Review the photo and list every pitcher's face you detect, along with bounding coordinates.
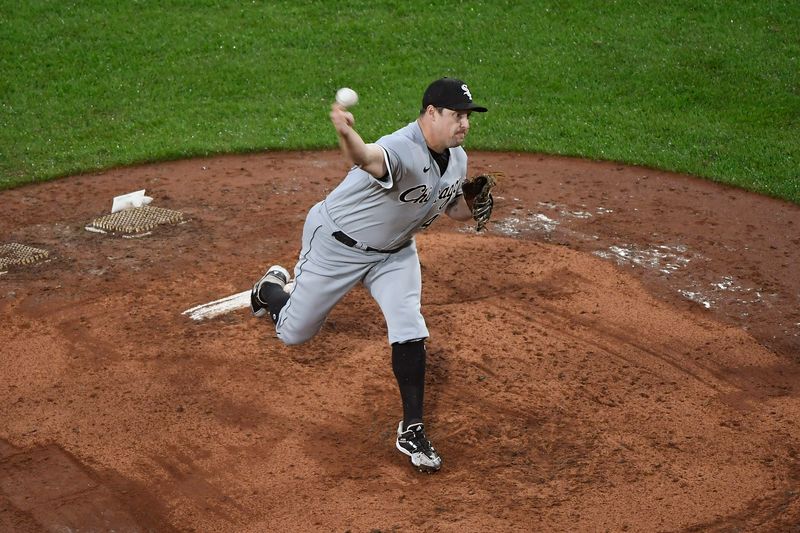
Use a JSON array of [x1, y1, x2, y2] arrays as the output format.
[[433, 108, 471, 148]]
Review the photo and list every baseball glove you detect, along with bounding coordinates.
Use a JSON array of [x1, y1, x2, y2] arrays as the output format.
[[462, 172, 501, 231]]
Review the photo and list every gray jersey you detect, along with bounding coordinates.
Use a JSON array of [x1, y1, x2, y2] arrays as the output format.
[[322, 120, 466, 250]]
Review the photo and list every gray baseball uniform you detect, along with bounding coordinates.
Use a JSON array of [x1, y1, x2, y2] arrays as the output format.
[[251, 77, 488, 473], [276, 120, 466, 345]]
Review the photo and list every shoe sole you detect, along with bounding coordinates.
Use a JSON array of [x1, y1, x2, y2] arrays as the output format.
[[251, 300, 267, 317], [251, 265, 290, 317], [395, 441, 442, 473], [260, 265, 290, 287]]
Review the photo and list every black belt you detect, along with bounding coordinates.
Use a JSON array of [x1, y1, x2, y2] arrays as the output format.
[[332, 231, 408, 254]]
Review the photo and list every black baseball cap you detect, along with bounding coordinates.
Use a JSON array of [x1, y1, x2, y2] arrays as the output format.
[[421, 77, 488, 113]]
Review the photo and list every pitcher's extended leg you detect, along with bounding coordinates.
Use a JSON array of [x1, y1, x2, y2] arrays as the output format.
[[392, 339, 426, 427]]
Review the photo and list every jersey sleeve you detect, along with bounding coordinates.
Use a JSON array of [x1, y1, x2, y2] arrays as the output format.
[[372, 123, 429, 191], [374, 138, 408, 189], [365, 145, 393, 189]]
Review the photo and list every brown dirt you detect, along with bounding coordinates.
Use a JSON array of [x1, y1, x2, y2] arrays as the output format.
[[1, 150, 799, 532]]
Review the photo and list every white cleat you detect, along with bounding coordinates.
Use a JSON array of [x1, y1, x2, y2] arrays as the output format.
[[250, 265, 290, 317], [395, 421, 442, 473]]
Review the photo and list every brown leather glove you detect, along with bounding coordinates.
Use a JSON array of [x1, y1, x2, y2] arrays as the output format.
[[462, 173, 500, 231]]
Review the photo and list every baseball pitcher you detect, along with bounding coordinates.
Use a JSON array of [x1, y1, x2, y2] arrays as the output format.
[[250, 77, 494, 473]]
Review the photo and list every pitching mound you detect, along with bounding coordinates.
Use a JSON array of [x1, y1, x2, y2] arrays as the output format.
[[1, 150, 798, 531]]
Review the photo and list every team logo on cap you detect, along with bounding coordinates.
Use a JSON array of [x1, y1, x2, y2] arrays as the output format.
[[461, 84, 473, 101]]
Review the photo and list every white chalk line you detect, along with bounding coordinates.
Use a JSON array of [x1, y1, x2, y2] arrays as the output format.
[[182, 290, 250, 321]]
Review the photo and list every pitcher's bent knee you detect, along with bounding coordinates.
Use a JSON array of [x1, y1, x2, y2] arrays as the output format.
[[276, 323, 320, 346], [276, 330, 310, 346]]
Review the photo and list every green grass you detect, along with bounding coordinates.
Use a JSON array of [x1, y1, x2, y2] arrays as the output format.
[[1, 1, 798, 202]]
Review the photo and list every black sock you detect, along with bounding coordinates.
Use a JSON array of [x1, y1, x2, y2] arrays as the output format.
[[392, 339, 426, 430], [259, 284, 290, 325]]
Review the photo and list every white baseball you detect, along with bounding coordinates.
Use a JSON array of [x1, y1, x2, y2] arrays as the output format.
[[335, 87, 358, 108]]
